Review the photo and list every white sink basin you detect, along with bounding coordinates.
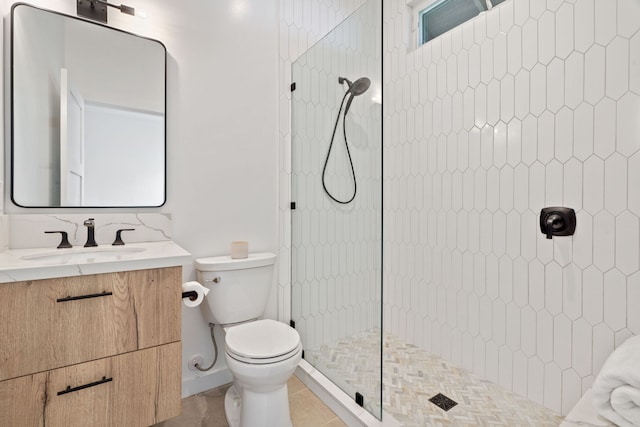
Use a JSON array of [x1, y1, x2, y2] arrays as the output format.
[[0, 241, 191, 284], [22, 247, 146, 264]]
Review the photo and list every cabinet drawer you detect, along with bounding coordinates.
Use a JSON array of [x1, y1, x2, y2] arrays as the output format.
[[0, 267, 181, 381], [0, 342, 181, 427], [0, 372, 47, 426]]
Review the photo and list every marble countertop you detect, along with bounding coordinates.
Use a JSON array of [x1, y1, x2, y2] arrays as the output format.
[[0, 240, 192, 283]]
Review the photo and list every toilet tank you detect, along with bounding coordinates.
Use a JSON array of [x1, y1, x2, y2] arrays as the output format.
[[195, 252, 276, 325]]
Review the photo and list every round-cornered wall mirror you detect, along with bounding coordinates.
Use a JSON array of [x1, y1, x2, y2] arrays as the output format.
[[11, 3, 166, 207]]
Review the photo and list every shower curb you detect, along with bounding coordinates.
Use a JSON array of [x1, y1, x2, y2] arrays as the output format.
[[295, 360, 402, 427]]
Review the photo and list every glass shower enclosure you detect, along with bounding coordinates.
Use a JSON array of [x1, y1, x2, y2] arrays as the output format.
[[290, 0, 382, 419]]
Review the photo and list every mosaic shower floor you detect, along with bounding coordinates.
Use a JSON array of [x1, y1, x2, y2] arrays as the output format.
[[305, 329, 565, 426]]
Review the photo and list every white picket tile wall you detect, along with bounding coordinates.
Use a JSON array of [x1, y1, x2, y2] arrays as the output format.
[[278, 0, 640, 417], [277, 0, 369, 323], [383, 0, 640, 415], [289, 0, 382, 349]]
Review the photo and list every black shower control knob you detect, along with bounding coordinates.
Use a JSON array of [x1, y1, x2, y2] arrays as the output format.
[[540, 207, 576, 239], [547, 214, 564, 230]]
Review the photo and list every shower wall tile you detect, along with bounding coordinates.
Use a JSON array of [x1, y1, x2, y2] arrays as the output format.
[[278, 0, 369, 325], [286, 0, 382, 351], [384, 0, 640, 416], [279, 0, 640, 418]]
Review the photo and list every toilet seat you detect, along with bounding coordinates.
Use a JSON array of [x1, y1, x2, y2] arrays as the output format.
[[225, 319, 301, 365], [226, 342, 302, 365]]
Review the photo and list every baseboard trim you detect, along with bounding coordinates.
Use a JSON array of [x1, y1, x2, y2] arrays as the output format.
[[181, 367, 233, 398]]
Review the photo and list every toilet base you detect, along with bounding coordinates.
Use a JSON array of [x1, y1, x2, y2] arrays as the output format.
[[224, 384, 242, 427], [224, 381, 293, 427]]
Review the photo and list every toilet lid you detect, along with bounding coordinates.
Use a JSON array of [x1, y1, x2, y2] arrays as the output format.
[[225, 319, 300, 360]]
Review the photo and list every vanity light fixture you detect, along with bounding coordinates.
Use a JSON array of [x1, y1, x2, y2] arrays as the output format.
[[76, 0, 135, 23]]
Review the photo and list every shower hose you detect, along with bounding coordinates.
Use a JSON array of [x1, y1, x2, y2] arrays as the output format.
[[322, 91, 357, 204]]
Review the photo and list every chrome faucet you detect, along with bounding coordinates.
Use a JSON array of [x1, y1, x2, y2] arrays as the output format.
[[84, 218, 98, 247]]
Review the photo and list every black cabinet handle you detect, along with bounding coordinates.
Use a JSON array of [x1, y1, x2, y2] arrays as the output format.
[[57, 376, 113, 396], [56, 291, 113, 303]]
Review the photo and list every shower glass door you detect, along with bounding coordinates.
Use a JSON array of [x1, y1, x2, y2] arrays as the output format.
[[291, 0, 382, 419]]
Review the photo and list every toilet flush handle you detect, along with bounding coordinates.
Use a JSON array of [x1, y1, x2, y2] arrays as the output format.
[[205, 276, 221, 283]]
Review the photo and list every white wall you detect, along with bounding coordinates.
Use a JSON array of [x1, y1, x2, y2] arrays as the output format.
[[383, 0, 640, 416], [83, 104, 164, 206], [64, 19, 165, 114], [11, 6, 64, 206], [2, 0, 279, 396]]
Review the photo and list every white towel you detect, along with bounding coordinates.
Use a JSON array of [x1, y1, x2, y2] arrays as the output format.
[[592, 335, 640, 427], [561, 389, 615, 426]]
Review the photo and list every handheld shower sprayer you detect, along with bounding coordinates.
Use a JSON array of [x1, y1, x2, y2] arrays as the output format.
[[322, 76, 371, 204], [340, 76, 371, 115]]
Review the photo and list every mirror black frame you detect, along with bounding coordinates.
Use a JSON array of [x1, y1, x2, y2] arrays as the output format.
[[9, 2, 167, 208]]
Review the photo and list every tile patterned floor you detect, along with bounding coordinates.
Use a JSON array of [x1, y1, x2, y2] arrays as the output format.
[[305, 328, 384, 417], [156, 330, 566, 426], [153, 376, 345, 427], [305, 329, 566, 426]]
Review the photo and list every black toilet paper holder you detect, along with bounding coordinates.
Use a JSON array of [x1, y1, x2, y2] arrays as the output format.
[[540, 207, 576, 239], [182, 291, 198, 301]]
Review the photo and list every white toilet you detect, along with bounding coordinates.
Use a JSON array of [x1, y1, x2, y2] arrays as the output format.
[[195, 252, 302, 427]]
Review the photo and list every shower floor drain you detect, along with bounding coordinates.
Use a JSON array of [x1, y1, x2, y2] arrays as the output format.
[[429, 393, 458, 411]]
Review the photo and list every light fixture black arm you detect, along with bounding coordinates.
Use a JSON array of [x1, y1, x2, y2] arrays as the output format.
[[77, 0, 134, 22], [94, 0, 134, 15]]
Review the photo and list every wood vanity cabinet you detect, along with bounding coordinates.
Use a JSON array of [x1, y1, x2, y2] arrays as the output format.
[[0, 267, 182, 427]]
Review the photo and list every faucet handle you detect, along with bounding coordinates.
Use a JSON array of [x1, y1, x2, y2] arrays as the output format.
[[45, 231, 73, 249], [84, 218, 95, 226], [112, 229, 135, 246]]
